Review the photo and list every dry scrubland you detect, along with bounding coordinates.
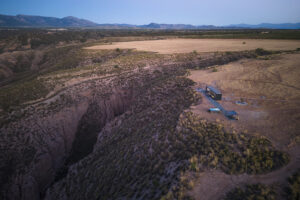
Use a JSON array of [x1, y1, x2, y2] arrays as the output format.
[[85, 38, 300, 54], [0, 30, 300, 200], [188, 53, 300, 200], [188, 53, 300, 145]]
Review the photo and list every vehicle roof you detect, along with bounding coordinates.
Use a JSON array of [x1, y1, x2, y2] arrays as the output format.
[[206, 86, 221, 94], [209, 108, 220, 110], [226, 110, 237, 116]]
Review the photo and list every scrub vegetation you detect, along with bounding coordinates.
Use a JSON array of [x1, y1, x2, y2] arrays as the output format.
[[179, 112, 289, 175], [286, 169, 300, 200], [225, 184, 276, 200]]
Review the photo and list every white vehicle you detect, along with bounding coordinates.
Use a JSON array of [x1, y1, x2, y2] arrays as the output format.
[[208, 108, 221, 113]]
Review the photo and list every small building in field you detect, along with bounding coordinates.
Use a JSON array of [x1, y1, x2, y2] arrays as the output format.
[[206, 86, 222, 100]]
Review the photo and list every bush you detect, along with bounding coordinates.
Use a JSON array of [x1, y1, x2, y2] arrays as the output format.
[[178, 112, 289, 175], [286, 169, 300, 200], [255, 48, 271, 56], [0, 78, 49, 111]]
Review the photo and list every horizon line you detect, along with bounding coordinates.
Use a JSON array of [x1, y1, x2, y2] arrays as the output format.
[[1, 13, 300, 27]]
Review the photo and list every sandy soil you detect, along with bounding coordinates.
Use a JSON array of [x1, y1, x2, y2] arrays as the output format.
[[85, 39, 300, 54], [187, 52, 300, 200]]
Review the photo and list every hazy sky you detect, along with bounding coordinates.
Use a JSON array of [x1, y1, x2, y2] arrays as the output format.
[[1, 0, 300, 25]]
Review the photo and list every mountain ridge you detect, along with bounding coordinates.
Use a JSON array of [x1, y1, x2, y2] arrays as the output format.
[[0, 14, 300, 29], [0, 14, 98, 27]]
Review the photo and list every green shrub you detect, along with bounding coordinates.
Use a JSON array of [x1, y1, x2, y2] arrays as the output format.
[[286, 169, 300, 200], [255, 48, 272, 56], [178, 112, 289, 175], [225, 184, 276, 200], [0, 78, 49, 111]]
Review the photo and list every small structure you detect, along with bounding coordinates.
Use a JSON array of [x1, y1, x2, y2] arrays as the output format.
[[235, 101, 247, 106], [206, 86, 222, 100], [225, 110, 239, 120], [208, 108, 221, 113]]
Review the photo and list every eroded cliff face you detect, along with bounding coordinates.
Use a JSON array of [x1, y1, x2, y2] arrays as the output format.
[[44, 74, 199, 200], [68, 90, 133, 165], [0, 76, 136, 200], [1, 102, 89, 200]]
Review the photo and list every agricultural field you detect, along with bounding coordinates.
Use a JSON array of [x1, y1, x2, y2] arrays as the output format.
[[0, 29, 299, 200], [85, 38, 300, 54]]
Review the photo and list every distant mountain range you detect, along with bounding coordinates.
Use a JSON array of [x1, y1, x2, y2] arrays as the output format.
[[1, 14, 300, 29], [226, 23, 300, 29], [0, 14, 98, 27], [139, 23, 217, 29]]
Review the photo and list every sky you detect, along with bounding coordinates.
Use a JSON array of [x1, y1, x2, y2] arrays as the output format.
[[0, 0, 300, 25]]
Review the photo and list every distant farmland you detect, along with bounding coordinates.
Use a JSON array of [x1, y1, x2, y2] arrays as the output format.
[[85, 38, 300, 54]]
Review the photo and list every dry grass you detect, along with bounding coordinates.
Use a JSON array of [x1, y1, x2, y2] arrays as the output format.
[[187, 53, 300, 200], [189, 53, 300, 100], [189, 53, 300, 146], [85, 39, 300, 54]]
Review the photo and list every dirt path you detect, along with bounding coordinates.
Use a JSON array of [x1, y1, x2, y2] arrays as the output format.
[[23, 69, 134, 107], [188, 146, 300, 200]]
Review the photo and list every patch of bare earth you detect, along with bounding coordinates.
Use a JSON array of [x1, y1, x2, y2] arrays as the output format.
[[84, 39, 300, 54], [187, 53, 300, 199]]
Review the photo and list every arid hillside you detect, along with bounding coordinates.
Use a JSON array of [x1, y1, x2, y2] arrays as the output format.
[[0, 30, 299, 200]]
